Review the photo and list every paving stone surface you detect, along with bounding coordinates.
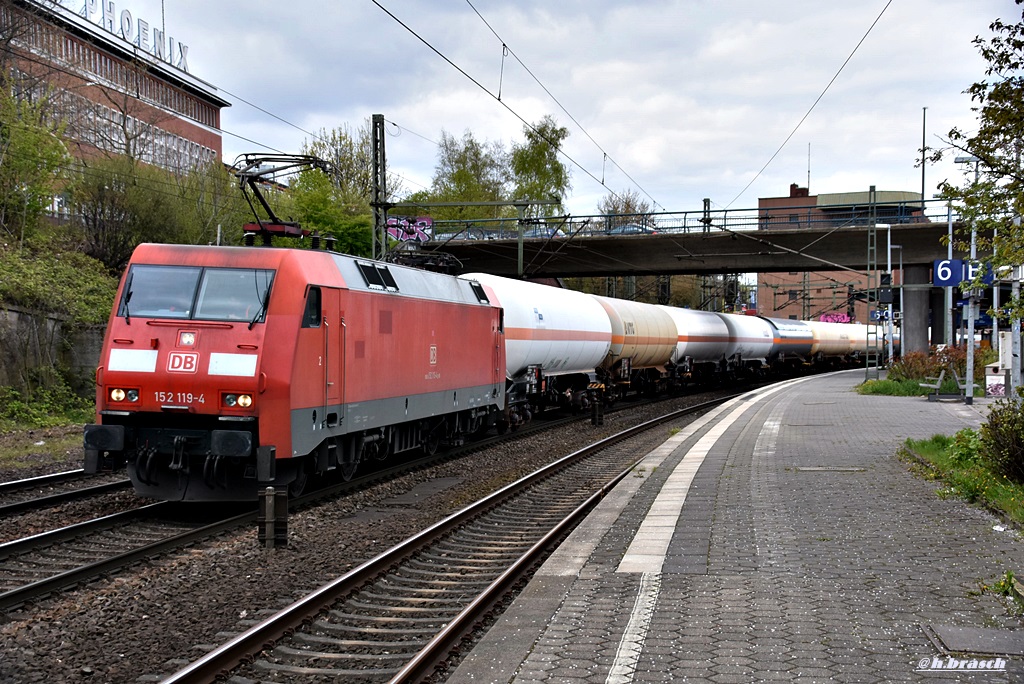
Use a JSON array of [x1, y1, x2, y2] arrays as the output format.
[[449, 371, 1023, 683]]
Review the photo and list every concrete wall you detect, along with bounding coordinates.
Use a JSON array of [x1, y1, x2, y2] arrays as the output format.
[[0, 305, 103, 392]]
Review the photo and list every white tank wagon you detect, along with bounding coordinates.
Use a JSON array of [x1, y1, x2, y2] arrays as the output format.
[[460, 273, 613, 422], [656, 306, 732, 374], [714, 312, 775, 371]]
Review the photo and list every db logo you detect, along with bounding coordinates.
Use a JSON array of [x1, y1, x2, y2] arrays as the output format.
[[168, 352, 199, 373]]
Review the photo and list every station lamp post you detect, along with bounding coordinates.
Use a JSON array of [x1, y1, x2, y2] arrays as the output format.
[[955, 155, 981, 404]]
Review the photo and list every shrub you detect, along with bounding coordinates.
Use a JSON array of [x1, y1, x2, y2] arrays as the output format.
[[980, 399, 1024, 484], [887, 351, 938, 382], [0, 371, 93, 428], [888, 346, 998, 384], [949, 428, 982, 467]]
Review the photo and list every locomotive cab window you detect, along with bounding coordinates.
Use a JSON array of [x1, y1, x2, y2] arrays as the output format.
[[302, 287, 322, 328], [118, 265, 275, 323], [119, 265, 201, 319]]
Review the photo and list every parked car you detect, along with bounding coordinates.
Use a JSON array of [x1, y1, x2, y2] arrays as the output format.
[[521, 226, 566, 239], [605, 224, 657, 235]]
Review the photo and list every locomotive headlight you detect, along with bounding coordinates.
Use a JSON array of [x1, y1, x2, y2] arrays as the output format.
[[224, 393, 253, 409], [179, 331, 196, 346], [110, 388, 139, 402]]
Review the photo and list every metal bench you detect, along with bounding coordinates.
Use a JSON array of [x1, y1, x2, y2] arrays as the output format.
[[919, 369, 956, 401]]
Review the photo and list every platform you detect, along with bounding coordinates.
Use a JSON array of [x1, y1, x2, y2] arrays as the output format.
[[450, 370, 1024, 682]]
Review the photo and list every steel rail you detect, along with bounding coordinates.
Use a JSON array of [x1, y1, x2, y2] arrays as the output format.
[[0, 469, 85, 493], [0, 503, 255, 612], [0, 479, 132, 516]]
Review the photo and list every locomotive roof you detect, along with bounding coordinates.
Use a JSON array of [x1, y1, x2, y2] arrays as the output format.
[[128, 244, 493, 306]]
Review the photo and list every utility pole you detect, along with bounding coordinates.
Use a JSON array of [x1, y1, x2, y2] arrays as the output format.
[[371, 114, 387, 260], [921, 107, 927, 213]]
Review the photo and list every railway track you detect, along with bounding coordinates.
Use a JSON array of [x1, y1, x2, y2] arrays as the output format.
[[0, 380, 764, 621], [0, 469, 132, 517], [161, 395, 735, 684], [0, 405, 593, 615], [0, 415, 574, 616], [0, 501, 252, 612]]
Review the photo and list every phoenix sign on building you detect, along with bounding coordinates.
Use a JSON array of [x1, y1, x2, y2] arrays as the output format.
[[3, 0, 230, 172]]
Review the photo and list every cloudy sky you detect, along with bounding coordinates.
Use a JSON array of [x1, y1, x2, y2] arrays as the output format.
[[63, 0, 1012, 217]]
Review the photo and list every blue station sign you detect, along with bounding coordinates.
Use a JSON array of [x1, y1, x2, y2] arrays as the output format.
[[933, 259, 994, 287]]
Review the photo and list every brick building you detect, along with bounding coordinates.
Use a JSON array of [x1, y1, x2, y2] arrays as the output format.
[[3, 0, 230, 172], [756, 183, 925, 324]]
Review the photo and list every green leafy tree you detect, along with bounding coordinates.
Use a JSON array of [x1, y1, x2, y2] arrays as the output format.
[[0, 93, 72, 249], [938, 1, 1024, 305], [291, 168, 372, 256], [172, 160, 250, 246], [73, 156, 180, 273], [302, 120, 402, 213], [416, 129, 512, 223], [510, 115, 571, 218]]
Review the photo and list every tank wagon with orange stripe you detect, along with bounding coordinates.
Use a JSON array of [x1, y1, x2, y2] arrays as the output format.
[[463, 273, 620, 422]]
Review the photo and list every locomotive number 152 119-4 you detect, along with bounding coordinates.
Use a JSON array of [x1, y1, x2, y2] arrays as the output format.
[[154, 391, 205, 405]]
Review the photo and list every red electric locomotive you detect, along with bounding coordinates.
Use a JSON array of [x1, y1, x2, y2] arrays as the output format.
[[83, 244, 505, 501]]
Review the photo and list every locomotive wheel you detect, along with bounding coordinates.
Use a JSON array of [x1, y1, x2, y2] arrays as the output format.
[[289, 458, 310, 497], [339, 458, 357, 481], [423, 429, 441, 456]]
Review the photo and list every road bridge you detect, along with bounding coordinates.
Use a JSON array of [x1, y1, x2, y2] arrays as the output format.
[[424, 222, 964, 278]]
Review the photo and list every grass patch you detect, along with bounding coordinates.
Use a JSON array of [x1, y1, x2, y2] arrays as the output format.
[[857, 378, 982, 398], [858, 379, 931, 396], [0, 426, 84, 471], [905, 432, 1024, 526]]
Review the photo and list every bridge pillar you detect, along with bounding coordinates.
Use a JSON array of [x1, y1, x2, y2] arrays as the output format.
[[903, 264, 931, 355], [929, 287, 946, 346]]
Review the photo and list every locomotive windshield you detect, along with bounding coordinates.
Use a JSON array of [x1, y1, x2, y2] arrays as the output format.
[[118, 265, 275, 323]]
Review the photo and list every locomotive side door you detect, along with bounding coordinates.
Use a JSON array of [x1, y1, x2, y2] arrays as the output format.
[[321, 287, 343, 425]]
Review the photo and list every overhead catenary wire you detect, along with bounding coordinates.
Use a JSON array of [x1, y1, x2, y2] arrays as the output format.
[[463, 0, 661, 211], [724, 0, 894, 208], [371, 0, 634, 212]]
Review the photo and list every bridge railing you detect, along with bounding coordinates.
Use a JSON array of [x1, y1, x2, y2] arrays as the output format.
[[430, 198, 959, 242]]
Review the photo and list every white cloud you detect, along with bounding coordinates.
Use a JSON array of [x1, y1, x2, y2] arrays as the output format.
[[65, 0, 1012, 215]]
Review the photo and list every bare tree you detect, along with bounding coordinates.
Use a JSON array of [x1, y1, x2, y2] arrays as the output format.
[[597, 188, 652, 225], [302, 119, 403, 214]]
